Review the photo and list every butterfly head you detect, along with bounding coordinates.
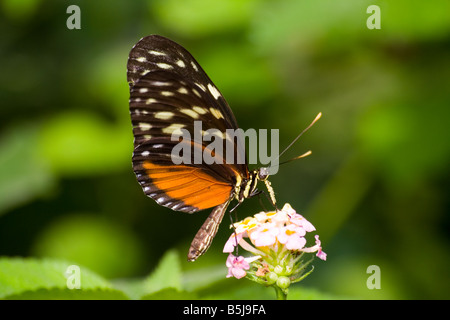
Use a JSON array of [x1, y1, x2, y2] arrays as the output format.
[[252, 167, 277, 207], [256, 167, 270, 181]]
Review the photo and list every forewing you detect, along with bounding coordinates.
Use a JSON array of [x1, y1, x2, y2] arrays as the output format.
[[128, 35, 248, 213], [128, 35, 238, 130]]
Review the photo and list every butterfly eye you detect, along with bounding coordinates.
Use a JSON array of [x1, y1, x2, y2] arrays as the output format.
[[257, 167, 270, 181]]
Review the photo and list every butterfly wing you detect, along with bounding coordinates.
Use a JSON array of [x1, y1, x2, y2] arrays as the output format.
[[127, 35, 250, 260], [128, 35, 239, 131], [130, 71, 235, 213], [128, 35, 248, 213]]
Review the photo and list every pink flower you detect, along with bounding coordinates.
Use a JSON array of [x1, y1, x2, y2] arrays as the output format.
[[316, 248, 327, 260], [302, 235, 327, 261], [249, 222, 279, 247], [223, 232, 244, 253], [277, 224, 307, 250], [314, 235, 327, 261], [223, 203, 327, 286], [271, 210, 290, 227], [226, 254, 250, 279], [280, 203, 296, 216], [233, 216, 258, 234], [290, 213, 316, 232]]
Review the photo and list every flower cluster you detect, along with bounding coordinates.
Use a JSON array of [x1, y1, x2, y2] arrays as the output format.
[[224, 203, 326, 298]]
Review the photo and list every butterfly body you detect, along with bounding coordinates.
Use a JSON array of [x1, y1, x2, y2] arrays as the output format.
[[127, 35, 276, 261]]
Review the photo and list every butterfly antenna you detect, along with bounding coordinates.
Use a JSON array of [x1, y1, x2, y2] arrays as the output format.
[[276, 112, 322, 162], [265, 112, 322, 172], [279, 150, 312, 165]]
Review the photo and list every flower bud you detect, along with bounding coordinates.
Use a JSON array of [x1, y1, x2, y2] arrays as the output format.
[[266, 272, 278, 285], [276, 276, 291, 289], [274, 265, 284, 275]]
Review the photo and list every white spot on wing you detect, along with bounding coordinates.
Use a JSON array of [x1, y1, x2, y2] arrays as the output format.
[[211, 129, 226, 139], [176, 59, 186, 68], [191, 61, 199, 71], [196, 83, 206, 92], [152, 81, 171, 86], [156, 62, 173, 70], [180, 108, 199, 119], [156, 197, 165, 204], [178, 87, 188, 94], [139, 123, 152, 131], [192, 88, 201, 98], [193, 106, 208, 114], [162, 123, 185, 135], [139, 88, 148, 93], [148, 50, 166, 56], [155, 111, 174, 120], [146, 98, 157, 104], [207, 83, 221, 100], [209, 108, 224, 119]]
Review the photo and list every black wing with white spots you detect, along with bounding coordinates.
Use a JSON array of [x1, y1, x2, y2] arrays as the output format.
[[127, 35, 249, 211], [127, 35, 239, 131]]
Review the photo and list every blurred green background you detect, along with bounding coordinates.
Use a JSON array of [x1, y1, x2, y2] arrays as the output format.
[[0, 0, 449, 299]]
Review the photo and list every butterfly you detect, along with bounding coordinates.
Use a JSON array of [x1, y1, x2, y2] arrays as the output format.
[[127, 35, 278, 261]]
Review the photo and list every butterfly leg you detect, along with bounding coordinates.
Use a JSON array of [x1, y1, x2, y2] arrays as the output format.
[[250, 189, 278, 211], [255, 191, 267, 211], [229, 199, 244, 213], [263, 179, 278, 210], [227, 211, 240, 257]]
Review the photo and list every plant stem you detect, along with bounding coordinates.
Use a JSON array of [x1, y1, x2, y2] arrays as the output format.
[[273, 286, 287, 300]]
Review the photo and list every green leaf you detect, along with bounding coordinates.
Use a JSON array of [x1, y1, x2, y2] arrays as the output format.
[[182, 264, 227, 292], [141, 288, 198, 300], [252, 0, 450, 53], [1, 0, 41, 21], [141, 249, 182, 297], [287, 286, 341, 300], [151, 0, 257, 36], [32, 214, 146, 279], [0, 257, 127, 299], [197, 43, 278, 108], [112, 250, 184, 300], [38, 111, 131, 176], [357, 101, 450, 189], [0, 124, 55, 215], [4, 288, 127, 300]]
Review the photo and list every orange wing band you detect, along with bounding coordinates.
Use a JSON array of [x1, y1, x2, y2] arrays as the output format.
[[143, 162, 233, 210]]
